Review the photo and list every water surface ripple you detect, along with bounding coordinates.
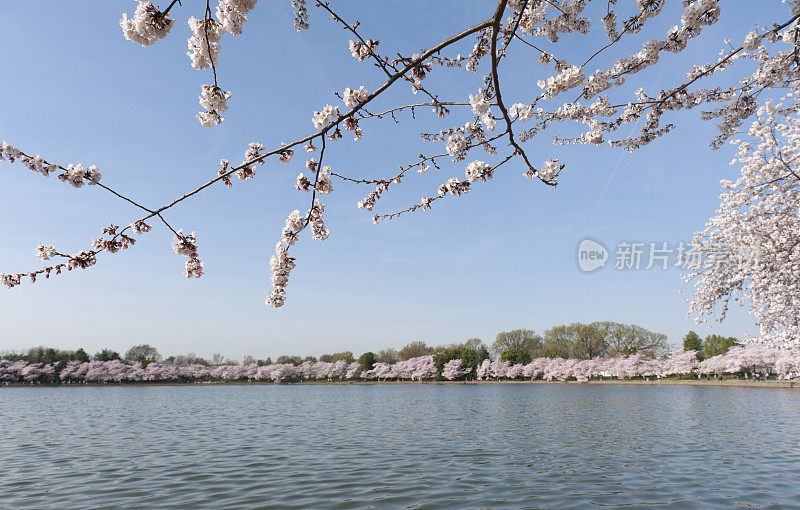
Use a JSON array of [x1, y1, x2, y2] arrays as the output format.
[[2, 384, 799, 508]]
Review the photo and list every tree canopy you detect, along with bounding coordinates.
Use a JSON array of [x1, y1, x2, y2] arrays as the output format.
[[543, 322, 669, 359]]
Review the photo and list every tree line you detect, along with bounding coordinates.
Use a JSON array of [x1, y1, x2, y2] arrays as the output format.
[[1, 321, 680, 379]]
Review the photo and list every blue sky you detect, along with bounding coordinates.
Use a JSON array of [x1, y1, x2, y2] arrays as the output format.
[[0, 1, 786, 360]]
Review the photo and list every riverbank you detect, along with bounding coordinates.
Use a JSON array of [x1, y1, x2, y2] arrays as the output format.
[[2, 379, 796, 388]]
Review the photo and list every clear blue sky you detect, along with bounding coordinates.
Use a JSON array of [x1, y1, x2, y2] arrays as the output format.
[[0, 1, 784, 359]]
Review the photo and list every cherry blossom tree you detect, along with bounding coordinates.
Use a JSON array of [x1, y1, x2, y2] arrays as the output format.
[[3, 0, 800, 341], [685, 98, 800, 348], [4, 347, 800, 384], [442, 359, 466, 380]]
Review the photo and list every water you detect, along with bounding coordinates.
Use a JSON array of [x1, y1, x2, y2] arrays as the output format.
[[1, 383, 799, 508]]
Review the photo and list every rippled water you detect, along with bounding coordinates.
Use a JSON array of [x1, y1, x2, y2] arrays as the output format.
[[2, 384, 799, 508]]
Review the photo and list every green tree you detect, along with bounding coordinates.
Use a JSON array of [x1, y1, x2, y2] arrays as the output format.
[[460, 342, 489, 380], [358, 352, 376, 372], [432, 339, 489, 380], [542, 324, 575, 358], [94, 348, 121, 361], [500, 349, 531, 365], [463, 338, 485, 352], [703, 335, 739, 358], [544, 322, 669, 359], [683, 331, 704, 360], [124, 344, 161, 367], [398, 341, 433, 360], [74, 348, 90, 362], [331, 351, 355, 363], [569, 323, 606, 359], [592, 321, 669, 357], [491, 329, 543, 359], [376, 348, 399, 364]]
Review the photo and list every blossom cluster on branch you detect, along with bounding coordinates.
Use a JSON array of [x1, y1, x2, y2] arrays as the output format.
[[1, 142, 101, 187], [120, 0, 175, 47]]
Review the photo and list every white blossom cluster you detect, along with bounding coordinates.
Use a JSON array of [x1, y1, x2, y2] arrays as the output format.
[[357, 179, 391, 211], [120, 1, 260, 124], [91, 236, 134, 255], [349, 38, 379, 62], [185, 257, 204, 278], [268, 156, 335, 306], [130, 220, 152, 235], [428, 159, 494, 202], [120, 0, 175, 47], [442, 122, 486, 161], [66, 251, 97, 271], [171, 231, 204, 279], [446, 132, 467, 158], [537, 65, 585, 98], [438, 177, 471, 198], [278, 143, 295, 163], [312, 105, 340, 130], [197, 85, 232, 127], [171, 231, 198, 257], [292, 0, 310, 31], [295, 172, 311, 192], [282, 209, 305, 246], [58, 164, 102, 188], [3, 221, 152, 290], [0, 142, 58, 177], [464, 160, 492, 183], [469, 89, 495, 131], [315, 165, 334, 194], [308, 200, 330, 241], [233, 142, 267, 180], [187, 16, 222, 70], [216, 0, 258, 36], [508, 103, 533, 122], [35, 244, 56, 261], [525, 159, 563, 184], [1, 274, 22, 289], [342, 86, 369, 108], [1, 142, 101, 188], [409, 53, 432, 94], [266, 242, 296, 308], [520, 0, 590, 43]]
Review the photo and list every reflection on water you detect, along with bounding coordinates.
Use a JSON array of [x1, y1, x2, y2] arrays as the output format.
[[1, 384, 799, 508]]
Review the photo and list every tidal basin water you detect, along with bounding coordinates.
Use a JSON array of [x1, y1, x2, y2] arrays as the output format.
[[2, 384, 800, 508]]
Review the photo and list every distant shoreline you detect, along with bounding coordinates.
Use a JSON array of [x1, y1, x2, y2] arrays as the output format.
[[2, 379, 796, 388]]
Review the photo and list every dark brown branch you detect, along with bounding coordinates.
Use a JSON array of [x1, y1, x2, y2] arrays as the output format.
[[489, 0, 540, 179]]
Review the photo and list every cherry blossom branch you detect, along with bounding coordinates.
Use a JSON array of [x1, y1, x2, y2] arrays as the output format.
[[489, 0, 541, 182], [163, 0, 182, 15], [3, 11, 496, 289]]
